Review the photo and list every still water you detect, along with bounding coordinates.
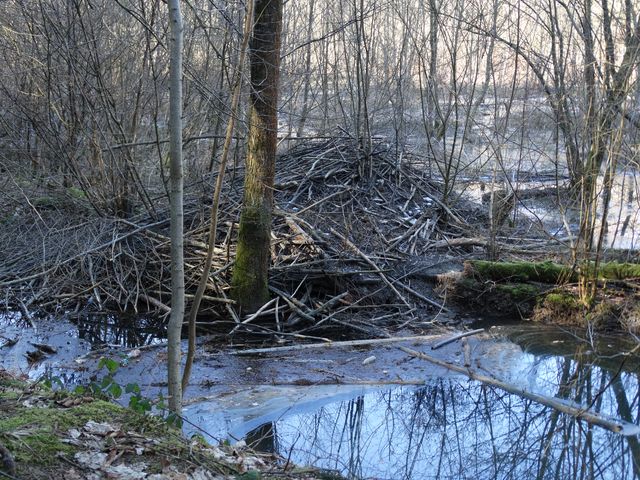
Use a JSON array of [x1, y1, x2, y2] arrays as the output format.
[[2, 310, 639, 479], [461, 168, 640, 251], [186, 325, 640, 480]]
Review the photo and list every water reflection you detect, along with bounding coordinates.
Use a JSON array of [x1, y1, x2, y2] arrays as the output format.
[[244, 357, 639, 479], [72, 313, 166, 347]]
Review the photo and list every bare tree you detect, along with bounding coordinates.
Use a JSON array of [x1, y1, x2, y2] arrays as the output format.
[[166, 0, 184, 415]]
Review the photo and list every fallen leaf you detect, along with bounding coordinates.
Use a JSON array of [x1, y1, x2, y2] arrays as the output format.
[[84, 420, 118, 436], [104, 463, 147, 479], [74, 451, 108, 470]]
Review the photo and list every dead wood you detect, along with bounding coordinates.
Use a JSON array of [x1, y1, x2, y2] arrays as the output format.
[[1, 137, 483, 338], [211, 334, 439, 356], [400, 346, 640, 436], [431, 328, 484, 350]]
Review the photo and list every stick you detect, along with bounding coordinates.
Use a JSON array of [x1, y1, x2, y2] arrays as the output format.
[[395, 280, 449, 311], [429, 237, 488, 249], [431, 328, 484, 350], [209, 334, 438, 356], [399, 346, 640, 436], [462, 337, 472, 367], [329, 227, 411, 308], [269, 286, 316, 322], [139, 294, 171, 314], [17, 299, 36, 330], [230, 298, 279, 334]]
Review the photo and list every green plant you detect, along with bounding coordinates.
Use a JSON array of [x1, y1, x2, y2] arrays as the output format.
[[83, 357, 124, 400], [83, 357, 152, 415], [40, 357, 181, 425]]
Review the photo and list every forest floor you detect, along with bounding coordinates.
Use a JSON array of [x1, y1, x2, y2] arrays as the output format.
[[0, 368, 351, 480]]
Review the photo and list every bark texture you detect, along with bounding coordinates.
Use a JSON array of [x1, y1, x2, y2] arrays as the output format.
[[167, 0, 184, 414], [232, 0, 283, 314]]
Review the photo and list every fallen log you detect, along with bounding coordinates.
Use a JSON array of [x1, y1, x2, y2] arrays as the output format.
[[211, 334, 438, 356], [400, 346, 640, 436], [466, 259, 640, 284]]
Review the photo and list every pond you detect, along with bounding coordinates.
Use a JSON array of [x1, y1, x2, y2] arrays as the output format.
[[2, 311, 639, 479], [459, 167, 640, 251], [184, 324, 640, 480]]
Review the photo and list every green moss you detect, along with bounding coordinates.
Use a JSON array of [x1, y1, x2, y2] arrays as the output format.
[[32, 196, 58, 209], [598, 262, 640, 280], [467, 260, 576, 284], [542, 292, 580, 309], [16, 432, 74, 464], [0, 399, 126, 460], [236, 471, 261, 480], [0, 390, 20, 401], [66, 186, 86, 199], [532, 291, 586, 326], [495, 283, 540, 301], [467, 260, 640, 285], [0, 378, 247, 479], [0, 377, 27, 389], [232, 205, 272, 313]]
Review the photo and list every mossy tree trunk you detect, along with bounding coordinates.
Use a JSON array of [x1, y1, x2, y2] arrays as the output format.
[[232, 0, 283, 314]]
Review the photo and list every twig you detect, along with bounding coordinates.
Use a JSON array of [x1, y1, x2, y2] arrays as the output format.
[[399, 346, 640, 436], [209, 334, 438, 356], [431, 328, 485, 350]]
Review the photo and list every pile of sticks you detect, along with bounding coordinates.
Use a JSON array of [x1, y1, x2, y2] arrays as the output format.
[[0, 137, 475, 338]]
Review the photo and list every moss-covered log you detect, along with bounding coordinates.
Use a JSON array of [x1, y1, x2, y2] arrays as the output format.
[[445, 260, 640, 329], [465, 260, 640, 284]]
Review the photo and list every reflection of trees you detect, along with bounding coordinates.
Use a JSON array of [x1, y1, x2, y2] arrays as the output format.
[[611, 374, 640, 478], [246, 422, 278, 454], [74, 313, 165, 347], [266, 354, 640, 479], [343, 397, 364, 478]]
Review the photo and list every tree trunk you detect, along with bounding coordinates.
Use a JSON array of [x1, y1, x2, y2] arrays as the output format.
[[296, 0, 315, 138], [166, 0, 184, 415], [232, 0, 283, 314], [427, 0, 439, 136]]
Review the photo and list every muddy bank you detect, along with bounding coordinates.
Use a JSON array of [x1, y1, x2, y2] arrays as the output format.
[[441, 259, 640, 332]]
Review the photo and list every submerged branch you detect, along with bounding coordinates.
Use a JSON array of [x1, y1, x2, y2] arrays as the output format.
[[400, 345, 640, 436]]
